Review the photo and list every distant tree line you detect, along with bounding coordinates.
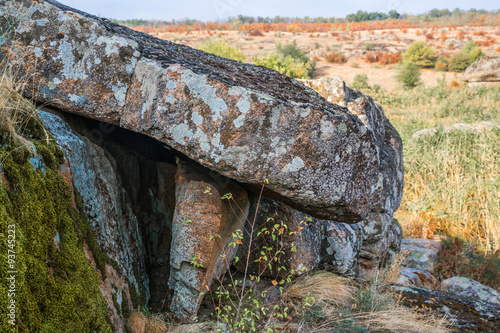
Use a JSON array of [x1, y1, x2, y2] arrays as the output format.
[[112, 8, 499, 27]]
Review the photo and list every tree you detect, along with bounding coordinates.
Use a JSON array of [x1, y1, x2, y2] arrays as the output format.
[[395, 61, 421, 88], [402, 41, 437, 68]]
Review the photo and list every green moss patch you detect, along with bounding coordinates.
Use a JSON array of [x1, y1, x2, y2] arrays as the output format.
[[0, 116, 112, 332]]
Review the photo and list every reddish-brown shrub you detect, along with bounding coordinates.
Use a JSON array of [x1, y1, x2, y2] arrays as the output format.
[[364, 51, 378, 63], [496, 46, 500, 52], [425, 33, 434, 40], [330, 31, 339, 37], [325, 52, 347, 64], [378, 52, 402, 65], [416, 30, 422, 36], [248, 29, 264, 36], [473, 30, 486, 36], [441, 33, 447, 43]]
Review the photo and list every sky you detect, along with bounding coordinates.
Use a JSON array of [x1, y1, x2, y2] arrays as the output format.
[[58, 0, 498, 21]]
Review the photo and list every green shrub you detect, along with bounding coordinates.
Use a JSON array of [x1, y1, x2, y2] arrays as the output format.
[[402, 41, 437, 68], [275, 40, 310, 64], [461, 39, 484, 65], [352, 73, 370, 90], [198, 39, 245, 62], [435, 56, 449, 71], [449, 52, 470, 72], [253, 53, 311, 79], [394, 61, 421, 88], [468, 47, 484, 64]]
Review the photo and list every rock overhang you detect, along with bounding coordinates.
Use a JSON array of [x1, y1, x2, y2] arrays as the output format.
[[1, 0, 382, 222]]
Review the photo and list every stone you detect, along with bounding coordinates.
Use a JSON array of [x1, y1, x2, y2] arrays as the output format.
[[320, 220, 362, 275], [441, 277, 500, 305], [169, 160, 249, 321], [400, 238, 442, 274], [392, 285, 500, 332], [299, 77, 404, 273], [463, 56, 500, 82], [238, 196, 321, 279], [0, 0, 385, 222], [412, 121, 500, 139], [39, 110, 150, 331], [38, 110, 149, 300], [396, 267, 437, 289]]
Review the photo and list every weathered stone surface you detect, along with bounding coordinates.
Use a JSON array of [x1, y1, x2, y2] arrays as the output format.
[[392, 285, 500, 332], [38, 110, 149, 300], [441, 277, 500, 305], [396, 267, 437, 289], [401, 238, 442, 274], [299, 76, 404, 215], [169, 160, 249, 320], [1, 0, 383, 222], [320, 220, 362, 275], [300, 76, 404, 274], [463, 56, 500, 82]]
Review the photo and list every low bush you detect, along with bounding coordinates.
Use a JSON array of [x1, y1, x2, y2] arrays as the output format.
[[198, 39, 246, 62], [352, 73, 370, 91], [449, 52, 469, 72], [394, 61, 421, 88], [402, 41, 437, 68], [325, 52, 347, 64], [248, 29, 263, 37], [253, 53, 311, 79]]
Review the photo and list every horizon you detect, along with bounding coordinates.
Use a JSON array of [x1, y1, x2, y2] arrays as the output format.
[[57, 0, 499, 22]]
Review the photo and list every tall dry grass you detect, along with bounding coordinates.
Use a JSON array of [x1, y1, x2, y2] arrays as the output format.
[[369, 85, 499, 253]]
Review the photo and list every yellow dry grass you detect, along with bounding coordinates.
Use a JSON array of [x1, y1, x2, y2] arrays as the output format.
[[127, 311, 172, 333]]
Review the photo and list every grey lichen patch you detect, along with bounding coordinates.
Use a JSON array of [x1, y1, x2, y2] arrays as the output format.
[[112, 84, 128, 107], [96, 35, 134, 56], [171, 123, 193, 145], [337, 122, 347, 134], [282, 157, 305, 173], [320, 119, 334, 141], [191, 111, 203, 126], [233, 115, 245, 128], [68, 93, 88, 107], [57, 40, 88, 80], [179, 69, 228, 122]]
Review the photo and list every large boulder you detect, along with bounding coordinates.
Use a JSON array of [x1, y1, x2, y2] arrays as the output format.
[[0, 0, 384, 222], [463, 56, 500, 82], [441, 277, 500, 305]]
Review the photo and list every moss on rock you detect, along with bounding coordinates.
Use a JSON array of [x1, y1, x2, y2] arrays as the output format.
[[0, 110, 112, 332]]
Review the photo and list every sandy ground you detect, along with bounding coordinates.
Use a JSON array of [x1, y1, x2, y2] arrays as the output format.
[[149, 26, 500, 90]]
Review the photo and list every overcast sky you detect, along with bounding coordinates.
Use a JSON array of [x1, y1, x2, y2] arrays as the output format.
[[57, 0, 498, 21]]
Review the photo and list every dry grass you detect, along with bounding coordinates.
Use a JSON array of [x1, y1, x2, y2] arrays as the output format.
[[0, 63, 44, 148], [127, 311, 172, 333], [280, 268, 451, 333], [282, 271, 354, 308], [369, 86, 500, 254]]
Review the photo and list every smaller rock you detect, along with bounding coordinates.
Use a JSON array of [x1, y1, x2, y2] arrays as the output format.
[[463, 56, 500, 82], [441, 276, 500, 305], [400, 238, 442, 274], [412, 122, 500, 139], [397, 267, 437, 289]]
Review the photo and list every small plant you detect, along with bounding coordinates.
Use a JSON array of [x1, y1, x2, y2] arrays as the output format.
[[363, 43, 373, 51], [402, 41, 437, 68], [275, 40, 310, 64], [253, 53, 311, 79], [325, 52, 347, 64], [449, 52, 469, 72], [198, 39, 246, 62], [248, 29, 264, 37], [351, 73, 370, 91], [394, 61, 421, 89]]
